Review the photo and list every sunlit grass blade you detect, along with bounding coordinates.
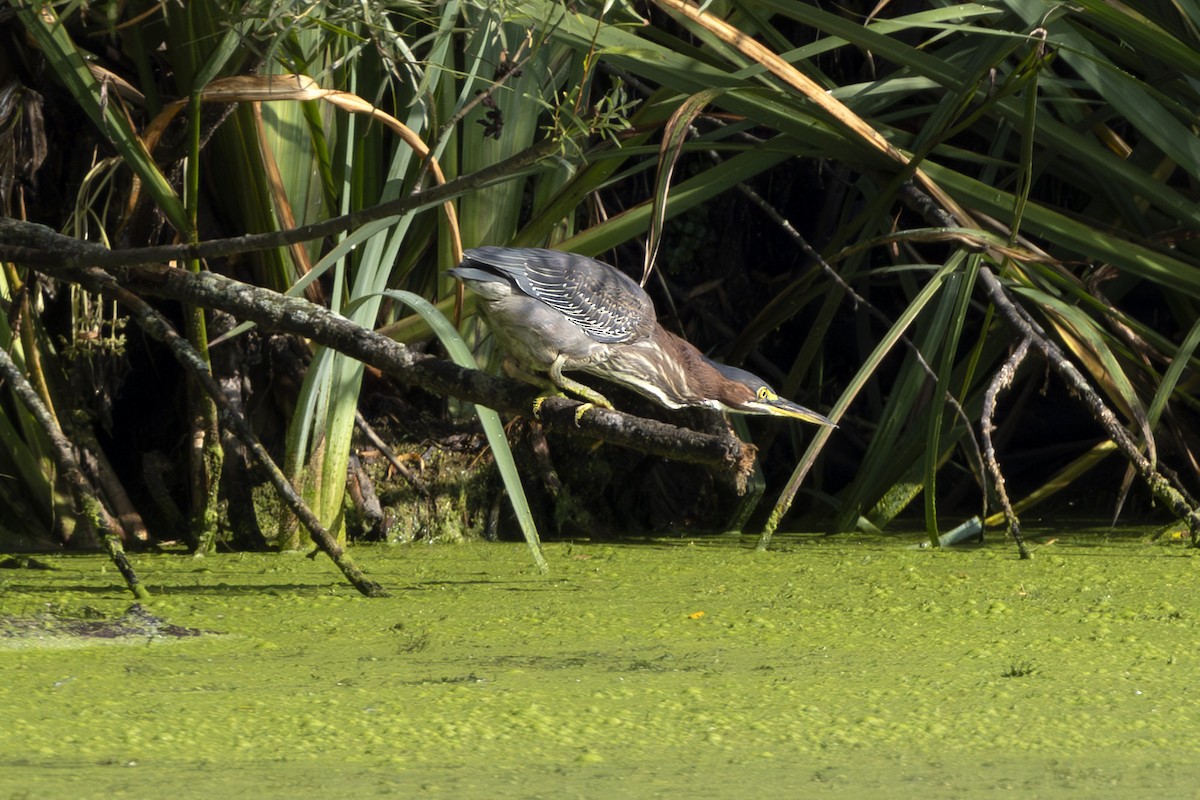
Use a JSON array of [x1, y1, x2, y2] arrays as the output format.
[[385, 290, 547, 573], [922, 256, 982, 544], [16, 3, 188, 231], [759, 258, 959, 548], [642, 88, 725, 284], [982, 441, 1119, 528]]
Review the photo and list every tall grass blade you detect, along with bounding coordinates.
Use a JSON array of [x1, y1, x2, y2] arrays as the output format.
[[385, 290, 547, 572]]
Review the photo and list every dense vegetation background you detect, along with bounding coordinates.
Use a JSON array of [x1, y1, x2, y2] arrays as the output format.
[[2, 0, 1198, 564]]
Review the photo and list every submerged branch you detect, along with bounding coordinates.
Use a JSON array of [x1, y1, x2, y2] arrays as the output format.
[[977, 266, 1200, 540]]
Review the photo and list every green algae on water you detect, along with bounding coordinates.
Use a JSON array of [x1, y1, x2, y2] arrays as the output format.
[[2, 531, 1199, 798]]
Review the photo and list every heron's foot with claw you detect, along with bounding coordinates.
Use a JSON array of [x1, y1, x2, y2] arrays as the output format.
[[547, 358, 613, 425], [556, 385, 612, 426], [501, 359, 562, 419], [531, 394, 603, 426], [572, 402, 595, 425]]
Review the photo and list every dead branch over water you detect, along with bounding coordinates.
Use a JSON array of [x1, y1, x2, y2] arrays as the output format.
[[0, 218, 759, 594]]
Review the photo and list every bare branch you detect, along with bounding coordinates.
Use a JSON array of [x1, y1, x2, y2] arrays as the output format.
[[0, 218, 760, 489]]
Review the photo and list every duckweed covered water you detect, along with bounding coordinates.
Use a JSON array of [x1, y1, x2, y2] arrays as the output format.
[[2, 531, 1199, 798]]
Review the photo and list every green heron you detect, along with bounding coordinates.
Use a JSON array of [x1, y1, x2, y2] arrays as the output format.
[[449, 246, 834, 426]]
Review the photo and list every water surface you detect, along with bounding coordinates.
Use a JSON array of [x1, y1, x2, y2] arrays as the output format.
[[2, 531, 1197, 797]]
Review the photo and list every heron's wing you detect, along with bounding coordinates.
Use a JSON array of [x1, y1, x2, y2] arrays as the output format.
[[462, 247, 656, 344]]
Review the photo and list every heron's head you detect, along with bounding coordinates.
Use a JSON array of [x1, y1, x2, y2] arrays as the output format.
[[704, 362, 836, 426]]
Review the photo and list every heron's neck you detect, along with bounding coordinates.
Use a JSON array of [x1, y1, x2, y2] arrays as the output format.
[[652, 327, 748, 410]]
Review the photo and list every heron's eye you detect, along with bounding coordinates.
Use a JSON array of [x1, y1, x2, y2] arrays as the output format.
[[757, 386, 775, 401]]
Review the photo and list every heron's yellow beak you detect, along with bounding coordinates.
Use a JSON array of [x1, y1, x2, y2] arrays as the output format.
[[745, 395, 836, 426]]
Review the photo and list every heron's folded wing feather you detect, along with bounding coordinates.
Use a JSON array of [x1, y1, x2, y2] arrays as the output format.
[[461, 247, 656, 344]]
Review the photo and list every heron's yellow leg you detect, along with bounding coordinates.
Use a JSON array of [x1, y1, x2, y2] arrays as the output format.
[[501, 358, 556, 392], [548, 355, 613, 424], [501, 357, 608, 424], [497, 358, 557, 417]]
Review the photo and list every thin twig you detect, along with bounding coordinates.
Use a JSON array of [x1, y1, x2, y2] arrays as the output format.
[[0, 140, 561, 271], [0, 346, 149, 599], [735, 180, 981, 454], [433, 38, 534, 149], [75, 265, 388, 597], [733, 179, 989, 531], [977, 265, 1200, 539], [354, 410, 430, 497], [981, 337, 1032, 558]]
